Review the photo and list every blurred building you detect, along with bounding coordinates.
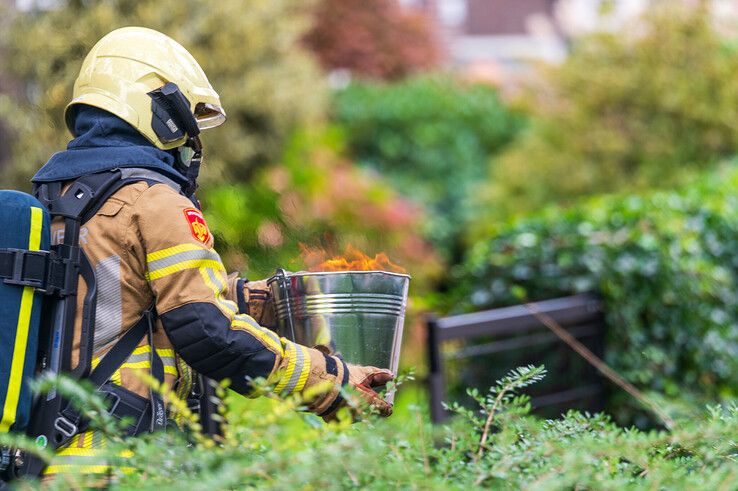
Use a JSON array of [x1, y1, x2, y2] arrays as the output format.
[[428, 0, 568, 80], [401, 0, 719, 84]]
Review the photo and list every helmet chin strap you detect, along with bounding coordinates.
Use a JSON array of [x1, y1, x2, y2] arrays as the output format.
[[175, 135, 203, 197]]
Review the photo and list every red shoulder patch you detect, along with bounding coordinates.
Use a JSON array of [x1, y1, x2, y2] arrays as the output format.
[[183, 208, 211, 244]]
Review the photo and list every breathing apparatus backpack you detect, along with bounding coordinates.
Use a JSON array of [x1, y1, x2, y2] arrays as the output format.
[[0, 170, 221, 484], [0, 191, 50, 437]]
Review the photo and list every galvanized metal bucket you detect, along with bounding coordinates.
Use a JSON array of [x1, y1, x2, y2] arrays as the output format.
[[268, 269, 410, 403]]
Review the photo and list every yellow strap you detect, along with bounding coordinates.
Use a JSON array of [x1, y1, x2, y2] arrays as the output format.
[[0, 207, 43, 432]]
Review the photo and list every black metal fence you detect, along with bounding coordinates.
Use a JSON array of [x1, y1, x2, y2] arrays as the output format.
[[426, 294, 605, 423]]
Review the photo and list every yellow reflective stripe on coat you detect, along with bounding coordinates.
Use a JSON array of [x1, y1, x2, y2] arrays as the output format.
[[200, 267, 238, 315], [293, 345, 311, 393], [273, 342, 311, 396], [0, 206, 43, 432], [45, 464, 112, 475], [44, 432, 135, 476], [145, 244, 224, 280], [91, 345, 179, 381], [232, 315, 282, 353]]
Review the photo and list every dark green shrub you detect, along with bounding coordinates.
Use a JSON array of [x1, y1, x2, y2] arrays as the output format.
[[453, 165, 738, 423], [333, 76, 523, 260]]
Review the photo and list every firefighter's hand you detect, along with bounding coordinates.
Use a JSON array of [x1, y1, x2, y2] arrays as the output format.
[[244, 278, 277, 329], [322, 363, 394, 422]]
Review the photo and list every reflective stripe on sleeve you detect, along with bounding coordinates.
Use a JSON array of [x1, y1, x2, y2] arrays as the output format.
[[145, 244, 224, 280], [232, 315, 282, 352], [274, 342, 311, 396], [200, 267, 239, 315], [293, 345, 311, 393]]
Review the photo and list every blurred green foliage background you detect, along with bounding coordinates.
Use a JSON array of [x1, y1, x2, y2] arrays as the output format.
[[0, 0, 326, 187], [3, 0, 738, 432], [333, 76, 523, 260], [475, 4, 738, 230]]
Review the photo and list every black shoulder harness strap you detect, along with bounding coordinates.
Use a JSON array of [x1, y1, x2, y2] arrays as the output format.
[[32, 169, 162, 380], [12, 169, 173, 478], [0, 171, 126, 298]]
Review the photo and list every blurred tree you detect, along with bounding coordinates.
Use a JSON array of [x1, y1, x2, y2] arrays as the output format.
[[0, 3, 21, 175], [0, 0, 326, 188], [473, 3, 738, 235], [333, 76, 523, 261], [303, 0, 440, 80]]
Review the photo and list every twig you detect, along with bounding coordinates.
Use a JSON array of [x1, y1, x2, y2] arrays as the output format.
[[417, 409, 431, 474], [345, 467, 359, 486], [443, 433, 457, 480], [525, 302, 676, 430], [475, 383, 508, 461], [473, 471, 490, 486]]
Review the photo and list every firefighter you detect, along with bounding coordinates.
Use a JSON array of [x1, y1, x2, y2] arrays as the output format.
[[31, 26, 393, 478]]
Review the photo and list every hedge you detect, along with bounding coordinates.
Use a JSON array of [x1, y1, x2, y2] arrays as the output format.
[[453, 165, 738, 424], [16, 369, 738, 490]]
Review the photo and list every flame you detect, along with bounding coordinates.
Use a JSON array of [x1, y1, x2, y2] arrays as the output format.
[[302, 244, 407, 273]]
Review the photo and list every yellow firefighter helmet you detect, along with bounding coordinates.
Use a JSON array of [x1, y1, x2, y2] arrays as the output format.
[[65, 26, 226, 150]]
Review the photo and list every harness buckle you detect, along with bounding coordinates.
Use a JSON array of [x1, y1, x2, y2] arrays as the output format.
[[2, 249, 49, 289], [53, 416, 78, 439], [0, 248, 72, 296], [101, 390, 122, 418]]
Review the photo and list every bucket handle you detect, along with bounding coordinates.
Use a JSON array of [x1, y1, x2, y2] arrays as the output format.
[[274, 268, 297, 341]]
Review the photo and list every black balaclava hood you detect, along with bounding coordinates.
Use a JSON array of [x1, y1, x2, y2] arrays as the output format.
[[32, 105, 191, 190]]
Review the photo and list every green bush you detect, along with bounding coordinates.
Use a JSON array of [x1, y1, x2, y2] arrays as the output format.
[[333, 76, 523, 260], [474, 4, 738, 230], [453, 164, 738, 424], [15, 368, 738, 489]]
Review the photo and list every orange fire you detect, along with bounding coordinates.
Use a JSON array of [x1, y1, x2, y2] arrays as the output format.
[[302, 244, 407, 273]]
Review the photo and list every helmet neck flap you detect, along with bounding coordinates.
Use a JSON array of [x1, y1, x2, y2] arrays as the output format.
[[32, 106, 192, 193]]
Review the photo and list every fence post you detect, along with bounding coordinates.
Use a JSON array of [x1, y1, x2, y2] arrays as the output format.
[[426, 315, 447, 423]]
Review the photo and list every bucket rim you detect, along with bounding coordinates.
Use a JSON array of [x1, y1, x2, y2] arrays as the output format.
[[267, 270, 411, 284]]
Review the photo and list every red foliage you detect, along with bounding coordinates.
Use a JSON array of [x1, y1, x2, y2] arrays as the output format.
[[304, 0, 441, 80]]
